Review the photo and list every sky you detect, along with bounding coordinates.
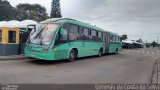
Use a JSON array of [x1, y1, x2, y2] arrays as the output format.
[[7, 0, 160, 43]]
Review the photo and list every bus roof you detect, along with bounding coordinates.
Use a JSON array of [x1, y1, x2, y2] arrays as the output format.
[[41, 18, 105, 32], [109, 32, 121, 37], [41, 18, 121, 36]]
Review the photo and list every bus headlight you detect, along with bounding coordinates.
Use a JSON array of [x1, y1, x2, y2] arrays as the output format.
[[43, 47, 52, 52]]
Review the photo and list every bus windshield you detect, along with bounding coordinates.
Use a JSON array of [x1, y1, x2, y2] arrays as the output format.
[[28, 23, 59, 45]]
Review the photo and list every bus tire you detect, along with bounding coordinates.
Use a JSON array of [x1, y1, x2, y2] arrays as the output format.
[[98, 48, 103, 57], [68, 49, 77, 62]]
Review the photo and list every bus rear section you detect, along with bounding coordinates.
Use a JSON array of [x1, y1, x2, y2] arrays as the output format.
[[108, 32, 122, 54]]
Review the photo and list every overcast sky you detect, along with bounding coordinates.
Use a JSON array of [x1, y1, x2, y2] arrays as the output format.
[[8, 0, 160, 43]]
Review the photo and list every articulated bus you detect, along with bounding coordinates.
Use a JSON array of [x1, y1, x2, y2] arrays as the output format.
[[24, 18, 122, 61]]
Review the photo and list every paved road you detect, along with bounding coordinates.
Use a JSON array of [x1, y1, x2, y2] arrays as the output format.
[[0, 48, 159, 84]]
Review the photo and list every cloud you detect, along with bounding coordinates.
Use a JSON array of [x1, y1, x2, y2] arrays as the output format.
[[68, 0, 160, 42], [7, 0, 160, 42]]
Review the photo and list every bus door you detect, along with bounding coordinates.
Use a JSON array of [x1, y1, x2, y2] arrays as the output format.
[[54, 24, 71, 59], [68, 24, 86, 57], [81, 27, 90, 56], [105, 32, 110, 54]]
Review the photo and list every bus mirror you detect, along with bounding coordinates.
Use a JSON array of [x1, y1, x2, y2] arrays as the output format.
[[27, 25, 36, 35]]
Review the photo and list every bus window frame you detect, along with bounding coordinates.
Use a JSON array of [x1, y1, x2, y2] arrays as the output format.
[[55, 22, 107, 44], [102, 32, 106, 42], [110, 35, 113, 42], [54, 23, 69, 45], [98, 31, 103, 42], [91, 29, 98, 42], [82, 27, 89, 41], [68, 24, 80, 42]]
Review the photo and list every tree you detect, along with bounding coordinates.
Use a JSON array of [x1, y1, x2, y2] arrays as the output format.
[[0, 1, 49, 21], [16, 4, 49, 21], [121, 34, 128, 40], [50, 0, 62, 18], [0, 0, 18, 21], [136, 39, 143, 43], [151, 41, 157, 48]]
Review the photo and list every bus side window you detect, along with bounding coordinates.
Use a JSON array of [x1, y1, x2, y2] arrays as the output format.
[[91, 30, 97, 42], [113, 36, 116, 42], [88, 29, 92, 41], [115, 36, 117, 42], [114, 36, 116, 42], [55, 24, 69, 45], [79, 26, 83, 40], [118, 37, 120, 42], [69, 24, 79, 41], [82, 28, 89, 41], [116, 36, 119, 42], [60, 28, 68, 40], [98, 32, 102, 42], [102, 32, 106, 42], [110, 35, 113, 42]]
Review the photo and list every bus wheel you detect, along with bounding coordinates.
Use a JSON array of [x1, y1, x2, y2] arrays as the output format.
[[98, 49, 102, 57], [68, 49, 77, 62]]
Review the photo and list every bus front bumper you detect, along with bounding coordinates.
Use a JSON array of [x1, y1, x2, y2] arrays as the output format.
[[24, 50, 55, 61]]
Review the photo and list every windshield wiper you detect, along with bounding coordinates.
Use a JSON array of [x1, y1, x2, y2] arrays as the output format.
[[28, 27, 45, 44]]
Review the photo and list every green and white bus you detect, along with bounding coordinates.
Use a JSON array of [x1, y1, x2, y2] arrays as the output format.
[[24, 18, 122, 61]]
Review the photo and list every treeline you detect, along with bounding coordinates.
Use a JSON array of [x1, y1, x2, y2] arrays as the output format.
[[146, 41, 159, 48], [0, 0, 49, 22]]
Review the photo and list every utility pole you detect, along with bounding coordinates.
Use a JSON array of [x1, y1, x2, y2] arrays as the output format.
[[157, 35, 159, 48], [157, 35, 159, 46]]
